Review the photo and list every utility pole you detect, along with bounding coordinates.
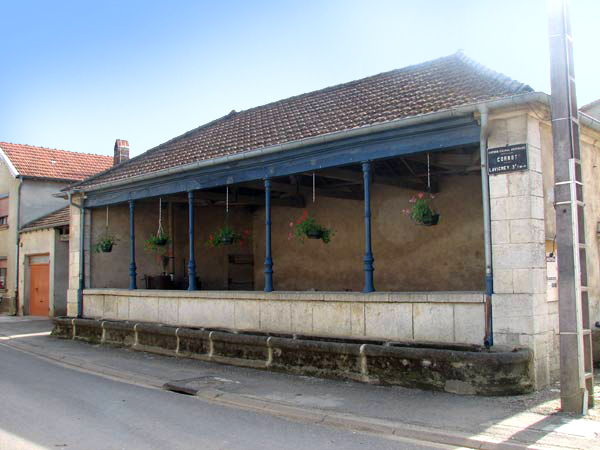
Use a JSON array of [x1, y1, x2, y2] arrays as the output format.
[[547, 0, 594, 414]]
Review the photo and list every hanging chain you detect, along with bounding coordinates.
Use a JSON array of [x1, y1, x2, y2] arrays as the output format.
[[226, 185, 229, 213], [312, 172, 316, 203], [427, 153, 431, 192], [105, 205, 109, 228]]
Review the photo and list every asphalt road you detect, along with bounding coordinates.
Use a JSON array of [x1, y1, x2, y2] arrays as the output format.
[[0, 343, 448, 450]]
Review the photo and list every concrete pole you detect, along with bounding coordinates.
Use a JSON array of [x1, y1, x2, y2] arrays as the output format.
[[547, 0, 593, 413]]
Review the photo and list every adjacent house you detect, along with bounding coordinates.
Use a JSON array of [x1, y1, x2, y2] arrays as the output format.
[[62, 51, 599, 391], [581, 99, 600, 120], [0, 143, 113, 315]]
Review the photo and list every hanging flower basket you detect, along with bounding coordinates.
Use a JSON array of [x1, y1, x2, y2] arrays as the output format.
[[95, 207, 117, 253], [206, 226, 250, 248], [98, 241, 113, 253], [289, 210, 334, 244], [94, 232, 117, 253], [403, 192, 440, 227], [145, 232, 170, 251]]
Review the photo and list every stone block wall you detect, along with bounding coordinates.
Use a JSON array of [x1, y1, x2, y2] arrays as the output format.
[[67, 195, 90, 317], [488, 110, 553, 388], [82, 289, 486, 345]]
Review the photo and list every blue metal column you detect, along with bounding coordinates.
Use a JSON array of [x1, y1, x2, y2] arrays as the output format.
[[264, 178, 273, 292], [362, 162, 375, 293], [188, 190, 197, 290], [129, 200, 137, 290], [77, 204, 85, 318]]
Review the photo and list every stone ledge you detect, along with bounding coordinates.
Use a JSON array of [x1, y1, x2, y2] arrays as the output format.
[[84, 289, 485, 304], [52, 317, 533, 396]]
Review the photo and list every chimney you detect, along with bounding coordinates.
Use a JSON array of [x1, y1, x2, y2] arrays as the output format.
[[114, 139, 129, 165]]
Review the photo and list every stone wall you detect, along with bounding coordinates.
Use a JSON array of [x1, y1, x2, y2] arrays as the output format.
[[82, 289, 486, 344], [580, 129, 600, 327], [539, 117, 600, 382], [54, 316, 533, 396], [67, 195, 90, 317], [488, 108, 553, 388]]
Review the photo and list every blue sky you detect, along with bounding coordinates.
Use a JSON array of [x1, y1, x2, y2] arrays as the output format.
[[1, 0, 598, 157]]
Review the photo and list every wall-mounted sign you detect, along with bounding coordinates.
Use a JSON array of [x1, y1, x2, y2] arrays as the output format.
[[488, 144, 528, 174]]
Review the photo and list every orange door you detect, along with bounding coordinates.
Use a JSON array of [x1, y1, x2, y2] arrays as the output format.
[[30, 263, 50, 316]]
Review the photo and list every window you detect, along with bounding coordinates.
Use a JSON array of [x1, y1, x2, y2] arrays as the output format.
[[0, 258, 6, 290], [0, 195, 7, 226]]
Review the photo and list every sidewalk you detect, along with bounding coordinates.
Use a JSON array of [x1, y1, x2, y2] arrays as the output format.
[[1, 316, 599, 450]]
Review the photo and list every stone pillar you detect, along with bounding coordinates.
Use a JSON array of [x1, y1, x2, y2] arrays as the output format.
[[67, 194, 90, 317], [489, 111, 552, 388]]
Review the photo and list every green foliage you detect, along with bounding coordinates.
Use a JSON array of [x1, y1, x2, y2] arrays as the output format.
[[94, 232, 117, 253], [289, 210, 334, 244], [145, 231, 170, 252], [206, 225, 251, 248], [403, 193, 439, 226]]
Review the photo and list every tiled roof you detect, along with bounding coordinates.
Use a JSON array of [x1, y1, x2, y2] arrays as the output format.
[[581, 99, 600, 111], [0, 142, 113, 181], [20, 206, 69, 232], [74, 51, 532, 190]]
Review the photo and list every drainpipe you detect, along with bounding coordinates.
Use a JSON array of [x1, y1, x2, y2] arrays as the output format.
[[14, 177, 23, 315], [68, 193, 85, 318], [478, 106, 493, 348]]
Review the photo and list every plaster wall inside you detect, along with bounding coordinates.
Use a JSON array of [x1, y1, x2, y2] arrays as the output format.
[[88, 172, 485, 293], [90, 201, 254, 290], [253, 174, 485, 292]]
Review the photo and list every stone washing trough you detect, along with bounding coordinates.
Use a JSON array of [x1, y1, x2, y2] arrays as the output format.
[[52, 317, 533, 396]]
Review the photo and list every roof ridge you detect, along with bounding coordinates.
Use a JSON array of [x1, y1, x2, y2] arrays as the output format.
[[453, 50, 532, 94], [232, 53, 459, 117], [0, 142, 113, 159], [580, 98, 600, 111]]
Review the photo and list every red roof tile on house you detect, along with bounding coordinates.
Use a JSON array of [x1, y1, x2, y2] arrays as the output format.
[[0, 142, 113, 181], [73, 51, 533, 190]]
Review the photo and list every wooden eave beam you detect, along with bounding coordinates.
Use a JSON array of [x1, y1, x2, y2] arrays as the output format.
[[317, 167, 427, 192], [160, 192, 305, 208], [239, 180, 362, 201]]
